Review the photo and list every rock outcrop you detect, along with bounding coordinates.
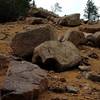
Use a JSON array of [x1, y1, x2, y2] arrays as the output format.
[[93, 32, 100, 47], [1, 60, 48, 100], [11, 25, 56, 58], [59, 30, 85, 46], [79, 25, 100, 33], [83, 32, 100, 47], [83, 71, 100, 82], [55, 13, 81, 26], [29, 7, 59, 18], [32, 40, 81, 72], [83, 32, 95, 46], [25, 17, 48, 25]]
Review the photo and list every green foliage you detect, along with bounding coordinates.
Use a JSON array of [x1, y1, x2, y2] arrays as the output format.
[[0, 0, 30, 22], [84, 0, 98, 21]]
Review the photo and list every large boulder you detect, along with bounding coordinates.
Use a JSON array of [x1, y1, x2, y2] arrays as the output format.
[[93, 32, 100, 47], [79, 25, 100, 33], [59, 30, 85, 46], [11, 25, 56, 58], [25, 17, 48, 25], [56, 13, 80, 26], [83, 32, 95, 46], [32, 41, 81, 72], [1, 60, 48, 100], [29, 7, 59, 18]]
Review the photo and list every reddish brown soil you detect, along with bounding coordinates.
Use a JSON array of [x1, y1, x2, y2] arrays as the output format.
[[38, 45, 100, 100], [0, 21, 100, 100]]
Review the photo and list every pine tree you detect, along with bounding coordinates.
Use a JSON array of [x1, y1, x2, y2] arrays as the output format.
[[84, 0, 98, 21], [0, 0, 31, 22]]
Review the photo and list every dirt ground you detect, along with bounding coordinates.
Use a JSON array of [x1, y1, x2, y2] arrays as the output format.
[[0, 21, 100, 100], [38, 45, 100, 100]]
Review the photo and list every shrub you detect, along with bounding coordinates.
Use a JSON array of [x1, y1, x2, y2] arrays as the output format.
[[0, 0, 30, 22]]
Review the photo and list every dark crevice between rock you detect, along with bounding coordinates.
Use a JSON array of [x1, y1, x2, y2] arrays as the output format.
[[0, 89, 14, 100], [33, 55, 44, 67], [60, 64, 79, 72], [22, 53, 33, 62], [44, 58, 60, 71], [80, 57, 90, 66], [33, 56, 80, 72], [11, 52, 33, 62], [33, 56, 60, 72], [0, 89, 38, 100]]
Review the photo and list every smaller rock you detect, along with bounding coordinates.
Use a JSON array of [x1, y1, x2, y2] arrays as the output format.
[[57, 13, 80, 26], [1, 60, 48, 100], [78, 65, 91, 71], [88, 52, 99, 59], [11, 25, 55, 58], [93, 31, 100, 47], [84, 33, 95, 46], [66, 86, 79, 94], [59, 30, 85, 46], [79, 25, 100, 33], [48, 76, 67, 93], [25, 17, 48, 24], [82, 71, 90, 79], [84, 32, 93, 38], [87, 20, 97, 25], [0, 54, 9, 69], [89, 73, 100, 82], [48, 83, 67, 93], [29, 7, 58, 18], [83, 72, 100, 82], [82, 83, 92, 91], [32, 40, 81, 72], [48, 75, 79, 94], [80, 57, 90, 66]]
